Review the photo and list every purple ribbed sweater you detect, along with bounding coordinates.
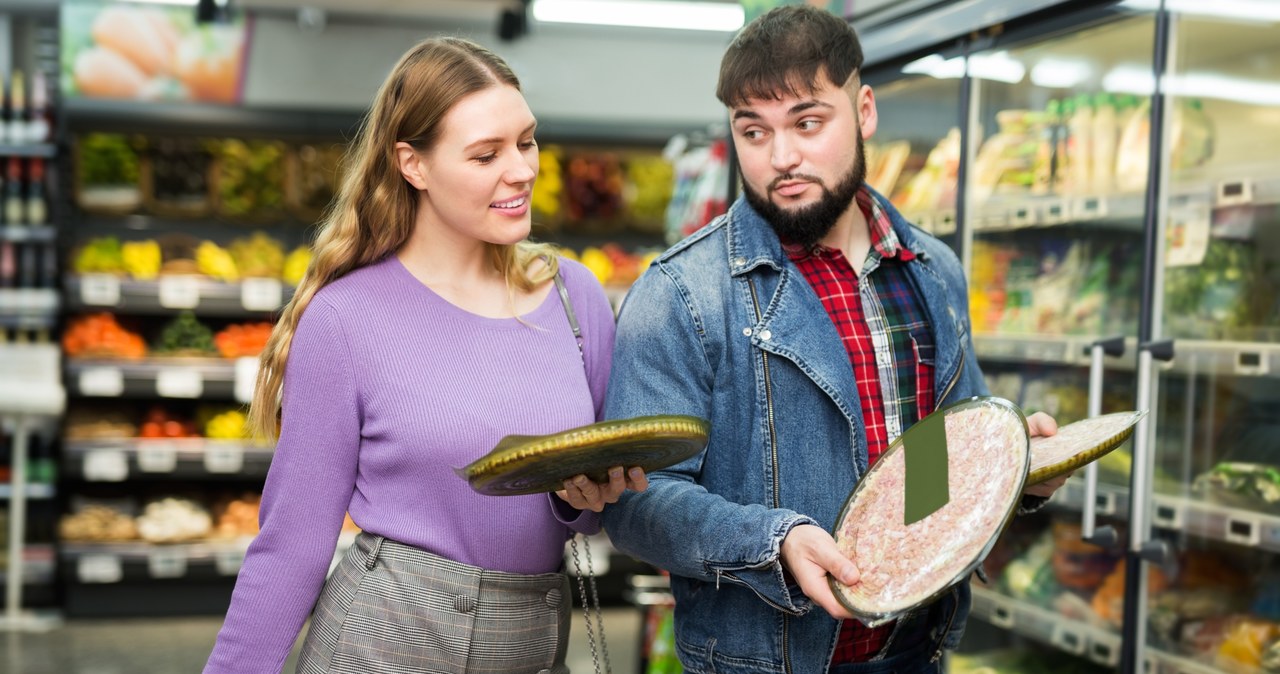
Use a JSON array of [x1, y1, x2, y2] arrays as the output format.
[[204, 255, 615, 673]]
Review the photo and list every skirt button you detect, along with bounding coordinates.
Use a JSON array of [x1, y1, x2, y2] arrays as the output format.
[[545, 588, 561, 607]]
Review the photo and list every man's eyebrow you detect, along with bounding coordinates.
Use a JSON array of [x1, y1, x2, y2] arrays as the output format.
[[732, 109, 760, 121], [788, 100, 831, 115]]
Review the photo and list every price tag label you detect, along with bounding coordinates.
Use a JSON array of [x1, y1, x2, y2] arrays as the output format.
[[83, 449, 128, 482], [77, 554, 123, 584], [79, 366, 124, 397], [234, 357, 259, 404], [1226, 516, 1260, 547], [1050, 623, 1086, 655], [80, 274, 121, 307], [1153, 500, 1184, 529], [158, 275, 200, 309], [1010, 204, 1036, 227], [156, 368, 203, 398], [1074, 196, 1107, 220], [1234, 350, 1269, 377], [1095, 491, 1117, 517], [137, 442, 178, 473], [1044, 199, 1070, 224], [241, 277, 283, 312], [990, 601, 1015, 629], [147, 548, 188, 578], [1217, 179, 1253, 207], [1090, 640, 1119, 666], [215, 549, 246, 576], [204, 445, 244, 474]]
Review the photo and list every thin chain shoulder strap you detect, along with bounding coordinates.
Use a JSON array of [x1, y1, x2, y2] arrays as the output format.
[[551, 268, 612, 674]]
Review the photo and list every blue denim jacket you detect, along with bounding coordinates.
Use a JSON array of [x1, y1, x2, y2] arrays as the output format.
[[601, 190, 990, 674]]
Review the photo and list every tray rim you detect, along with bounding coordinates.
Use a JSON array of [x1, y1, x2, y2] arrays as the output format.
[[1025, 410, 1147, 486]]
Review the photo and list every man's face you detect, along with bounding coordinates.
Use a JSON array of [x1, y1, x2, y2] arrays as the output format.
[[729, 76, 876, 248]]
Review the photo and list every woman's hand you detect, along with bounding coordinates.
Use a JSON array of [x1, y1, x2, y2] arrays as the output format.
[[556, 466, 649, 512]]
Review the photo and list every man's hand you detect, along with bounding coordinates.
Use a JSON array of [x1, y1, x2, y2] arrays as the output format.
[[780, 524, 859, 619], [556, 466, 649, 512], [1023, 412, 1072, 498]]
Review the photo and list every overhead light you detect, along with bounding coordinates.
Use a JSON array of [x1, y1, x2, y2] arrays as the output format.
[[531, 0, 745, 32], [902, 51, 1024, 84], [1171, 72, 1280, 106], [1102, 64, 1156, 95], [122, 0, 195, 5], [1120, 0, 1280, 23], [1030, 58, 1092, 88]]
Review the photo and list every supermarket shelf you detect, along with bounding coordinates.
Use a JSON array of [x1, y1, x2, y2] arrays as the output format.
[[0, 288, 60, 329], [970, 587, 1230, 674], [65, 274, 293, 317], [0, 482, 56, 499], [974, 335, 1280, 378], [1049, 479, 1280, 553], [65, 357, 252, 401], [63, 438, 274, 481], [61, 532, 356, 582], [0, 143, 56, 158], [0, 225, 56, 243], [969, 586, 1122, 667]]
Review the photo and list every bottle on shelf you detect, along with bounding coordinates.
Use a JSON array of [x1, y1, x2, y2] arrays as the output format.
[[5, 71, 25, 146], [0, 241, 14, 287], [4, 157, 25, 224], [1032, 98, 1061, 196], [19, 243, 38, 288], [27, 70, 51, 145], [26, 158, 46, 225]]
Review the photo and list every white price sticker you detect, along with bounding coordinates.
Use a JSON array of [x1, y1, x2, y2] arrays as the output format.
[[1226, 516, 1261, 547], [234, 357, 259, 404], [83, 449, 128, 482], [158, 275, 201, 309], [1043, 199, 1070, 224], [80, 274, 121, 307], [1095, 491, 1117, 517], [77, 554, 123, 584], [241, 277, 283, 312], [156, 368, 203, 398], [148, 548, 188, 578], [137, 442, 178, 473], [79, 366, 124, 397], [1217, 179, 1253, 207], [1090, 639, 1120, 667], [990, 601, 1015, 629], [204, 445, 244, 474], [1050, 623, 1086, 655], [1235, 350, 1269, 377], [215, 549, 246, 576]]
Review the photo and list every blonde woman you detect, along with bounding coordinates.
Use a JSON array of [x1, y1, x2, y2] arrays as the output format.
[[203, 37, 647, 674]]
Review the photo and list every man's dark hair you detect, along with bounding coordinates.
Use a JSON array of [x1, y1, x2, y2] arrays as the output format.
[[717, 5, 864, 107]]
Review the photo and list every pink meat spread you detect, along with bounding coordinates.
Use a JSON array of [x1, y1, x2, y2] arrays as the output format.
[[833, 402, 1027, 619]]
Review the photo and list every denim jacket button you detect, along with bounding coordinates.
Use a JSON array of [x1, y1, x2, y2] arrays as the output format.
[[733, 256, 746, 267], [742, 328, 753, 337], [759, 330, 772, 341]]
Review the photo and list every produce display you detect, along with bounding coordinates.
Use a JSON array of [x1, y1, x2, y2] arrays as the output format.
[[531, 146, 563, 223], [564, 152, 624, 224], [282, 245, 311, 286], [62, 313, 148, 359], [831, 398, 1028, 622], [203, 408, 249, 440], [212, 493, 261, 538], [135, 497, 212, 543], [215, 139, 286, 219], [213, 322, 272, 359], [153, 311, 216, 356], [287, 143, 344, 221], [137, 406, 199, 439], [74, 133, 142, 213], [64, 409, 138, 440], [73, 236, 127, 275], [228, 232, 285, 279], [144, 137, 213, 216], [59, 504, 138, 542]]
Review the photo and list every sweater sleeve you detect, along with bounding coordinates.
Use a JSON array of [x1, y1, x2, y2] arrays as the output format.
[[204, 300, 362, 674]]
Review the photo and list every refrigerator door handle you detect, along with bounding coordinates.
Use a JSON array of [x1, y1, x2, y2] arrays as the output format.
[[1080, 337, 1126, 549]]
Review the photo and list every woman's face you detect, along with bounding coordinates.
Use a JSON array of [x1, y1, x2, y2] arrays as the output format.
[[415, 84, 539, 246]]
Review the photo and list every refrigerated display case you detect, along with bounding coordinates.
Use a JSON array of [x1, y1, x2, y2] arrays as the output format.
[[851, 1, 1280, 672]]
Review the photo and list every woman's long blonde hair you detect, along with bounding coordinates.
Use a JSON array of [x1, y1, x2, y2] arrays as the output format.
[[249, 37, 559, 439]]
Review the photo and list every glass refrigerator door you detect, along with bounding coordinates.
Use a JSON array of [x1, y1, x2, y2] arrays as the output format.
[[1138, 5, 1280, 673], [953, 12, 1157, 674], [861, 70, 963, 251]]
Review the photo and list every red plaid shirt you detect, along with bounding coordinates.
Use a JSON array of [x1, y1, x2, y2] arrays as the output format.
[[786, 188, 936, 664]]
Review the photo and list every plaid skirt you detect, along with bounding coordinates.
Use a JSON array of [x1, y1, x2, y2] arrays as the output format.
[[298, 532, 571, 674]]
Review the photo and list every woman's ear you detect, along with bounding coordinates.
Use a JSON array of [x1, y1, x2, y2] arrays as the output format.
[[395, 141, 429, 191]]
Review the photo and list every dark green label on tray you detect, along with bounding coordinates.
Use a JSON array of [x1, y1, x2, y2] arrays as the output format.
[[903, 411, 950, 525]]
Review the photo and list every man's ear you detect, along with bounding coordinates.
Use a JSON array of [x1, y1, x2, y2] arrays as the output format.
[[856, 84, 878, 140], [395, 141, 429, 191]]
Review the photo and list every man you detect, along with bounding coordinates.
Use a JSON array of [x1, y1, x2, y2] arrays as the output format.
[[599, 6, 1067, 674]]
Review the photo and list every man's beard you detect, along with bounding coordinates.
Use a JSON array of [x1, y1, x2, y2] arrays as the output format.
[[742, 133, 867, 250]]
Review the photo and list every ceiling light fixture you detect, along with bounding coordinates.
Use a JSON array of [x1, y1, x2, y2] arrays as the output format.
[[531, 0, 745, 32]]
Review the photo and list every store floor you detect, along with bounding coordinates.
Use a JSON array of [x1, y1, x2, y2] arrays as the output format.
[[3, 607, 644, 674]]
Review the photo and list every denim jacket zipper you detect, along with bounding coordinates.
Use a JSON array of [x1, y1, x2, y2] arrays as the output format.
[[747, 277, 791, 674]]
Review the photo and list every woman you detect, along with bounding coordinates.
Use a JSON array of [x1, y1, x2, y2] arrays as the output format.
[[204, 37, 646, 674]]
